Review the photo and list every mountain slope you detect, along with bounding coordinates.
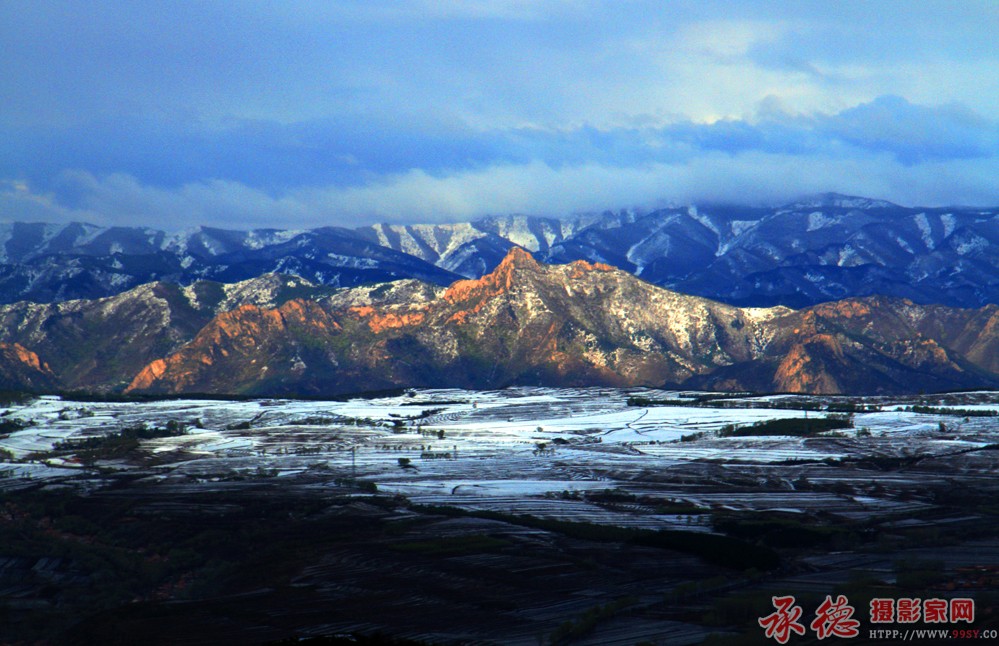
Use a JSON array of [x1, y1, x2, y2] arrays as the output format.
[[0, 274, 332, 391], [0, 223, 459, 304], [126, 249, 789, 395], [539, 197, 999, 308], [124, 249, 999, 397], [0, 343, 58, 392], [689, 298, 999, 394]]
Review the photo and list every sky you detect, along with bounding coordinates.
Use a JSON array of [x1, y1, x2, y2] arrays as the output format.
[[2, 0, 998, 230]]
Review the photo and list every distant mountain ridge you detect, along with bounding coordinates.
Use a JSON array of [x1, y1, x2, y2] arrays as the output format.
[[3, 193, 998, 308], [0, 222, 459, 304]]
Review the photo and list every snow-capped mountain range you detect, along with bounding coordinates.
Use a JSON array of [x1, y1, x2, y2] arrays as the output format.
[[1, 193, 997, 308]]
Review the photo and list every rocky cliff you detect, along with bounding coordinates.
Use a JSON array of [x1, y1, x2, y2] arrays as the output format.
[[121, 249, 999, 396]]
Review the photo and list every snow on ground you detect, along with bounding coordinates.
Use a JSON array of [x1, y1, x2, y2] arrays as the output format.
[[377, 478, 610, 499], [3, 388, 999, 525]]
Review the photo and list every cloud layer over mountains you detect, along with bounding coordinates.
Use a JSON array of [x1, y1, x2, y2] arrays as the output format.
[[2, 2, 997, 228]]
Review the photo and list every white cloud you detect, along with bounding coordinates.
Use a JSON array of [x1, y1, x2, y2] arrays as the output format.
[[2, 3, 998, 230], [0, 180, 98, 224], [305, 153, 999, 219], [673, 19, 786, 60], [8, 151, 996, 232]]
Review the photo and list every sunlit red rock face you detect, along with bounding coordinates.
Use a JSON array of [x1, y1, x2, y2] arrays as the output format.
[[124, 247, 780, 395], [126, 299, 343, 395], [688, 295, 999, 395], [0, 343, 57, 391], [0, 274, 333, 392], [120, 247, 999, 397]]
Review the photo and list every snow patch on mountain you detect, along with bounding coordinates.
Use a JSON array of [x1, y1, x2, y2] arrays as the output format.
[[837, 245, 860, 266], [66, 222, 106, 248], [413, 223, 485, 258], [541, 221, 561, 247], [482, 216, 548, 252], [730, 220, 757, 237], [108, 273, 132, 289], [219, 274, 313, 310], [369, 222, 487, 264], [792, 194, 897, 210], [440, 243, 489, 276], [244, 229, 304, 250], [807, 211, 839, 232], [38, 224, 62, 247], [941, 214, 957, 238], [626, 220, 677, 267], [0, 229, 12, 263], [687, 206, 720, 238], [322, 253, 379, 269], [741, 305, 794, 323], [913, 213, 934, 250], [951, 232, 988, 256]]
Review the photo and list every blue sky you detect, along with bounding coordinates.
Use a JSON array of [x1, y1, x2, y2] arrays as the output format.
[[2, 1, 998, 229]]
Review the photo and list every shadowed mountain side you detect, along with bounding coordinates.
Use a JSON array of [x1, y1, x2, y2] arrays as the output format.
[[0, 223, 460, 305], [0, 274, 335, 392], [127, 300, 353, 396], [687, 298, 999, 394]]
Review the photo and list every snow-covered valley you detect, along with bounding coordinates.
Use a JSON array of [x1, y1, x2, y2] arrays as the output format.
[[4, 387, 998, 527]]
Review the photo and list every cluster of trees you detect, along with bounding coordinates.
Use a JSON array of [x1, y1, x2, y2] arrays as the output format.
[[0, 417, 27, 435], [47, 421, 190, 463], [0, 390, 35, 406], [718, 416, 853, 438], [906, 405, 997, 417], [627, 394, 892, 413]]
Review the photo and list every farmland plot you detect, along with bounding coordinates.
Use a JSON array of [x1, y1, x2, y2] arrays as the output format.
[[3, 388, 998, 522]]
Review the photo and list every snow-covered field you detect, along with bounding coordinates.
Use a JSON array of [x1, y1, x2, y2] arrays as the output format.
[[3, 388, 998, 526]]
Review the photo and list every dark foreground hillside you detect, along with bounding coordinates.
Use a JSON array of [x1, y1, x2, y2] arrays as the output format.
[[3, 462, 998, 644]]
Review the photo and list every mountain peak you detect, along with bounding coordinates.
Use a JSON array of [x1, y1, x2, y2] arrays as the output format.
[[443, 246, 538, 304], [787, 193, 899, 210], [497, 246, 539, 269]]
